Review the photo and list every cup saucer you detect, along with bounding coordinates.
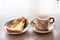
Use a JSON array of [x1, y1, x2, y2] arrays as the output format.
[[30, 22, 54, 33], [4, 19, 29, 34]]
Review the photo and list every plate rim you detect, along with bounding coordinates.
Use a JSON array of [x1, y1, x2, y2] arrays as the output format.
[[4, 19, 29, 34]]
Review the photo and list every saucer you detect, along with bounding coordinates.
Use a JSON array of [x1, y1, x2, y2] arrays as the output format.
[[4, 19, 29, 34], [30, 22, 54, 33]]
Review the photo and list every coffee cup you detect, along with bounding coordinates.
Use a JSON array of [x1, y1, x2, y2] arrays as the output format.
[[32, 15, 55, 31]]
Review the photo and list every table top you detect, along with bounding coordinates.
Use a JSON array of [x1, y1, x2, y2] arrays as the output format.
[[0, 14, 60, 40]]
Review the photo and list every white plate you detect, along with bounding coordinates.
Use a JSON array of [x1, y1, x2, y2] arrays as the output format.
[[30, 22, 54, 33], [4, 19, 29, 34]]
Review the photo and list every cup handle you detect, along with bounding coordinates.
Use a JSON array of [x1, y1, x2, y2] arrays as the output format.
[[49, 17, 55, 24]]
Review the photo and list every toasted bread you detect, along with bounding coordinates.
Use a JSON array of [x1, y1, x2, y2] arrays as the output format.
[[6, 16, 27, 33]]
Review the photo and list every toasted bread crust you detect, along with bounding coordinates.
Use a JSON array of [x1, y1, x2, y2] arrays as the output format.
[[6, 16, 27, 33]]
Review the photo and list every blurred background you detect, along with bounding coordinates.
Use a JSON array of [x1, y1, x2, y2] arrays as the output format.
[[0, 0, 59, 22]]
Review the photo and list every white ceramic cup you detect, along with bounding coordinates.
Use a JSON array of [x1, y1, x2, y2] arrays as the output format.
[[33, 15, 55, 31]]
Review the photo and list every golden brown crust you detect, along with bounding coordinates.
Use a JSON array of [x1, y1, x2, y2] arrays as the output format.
[[6, 28, 21, 33], [6, 16, 27, 33]]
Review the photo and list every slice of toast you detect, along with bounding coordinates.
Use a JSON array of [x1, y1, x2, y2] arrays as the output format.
[[6, 16, 27, 33]]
